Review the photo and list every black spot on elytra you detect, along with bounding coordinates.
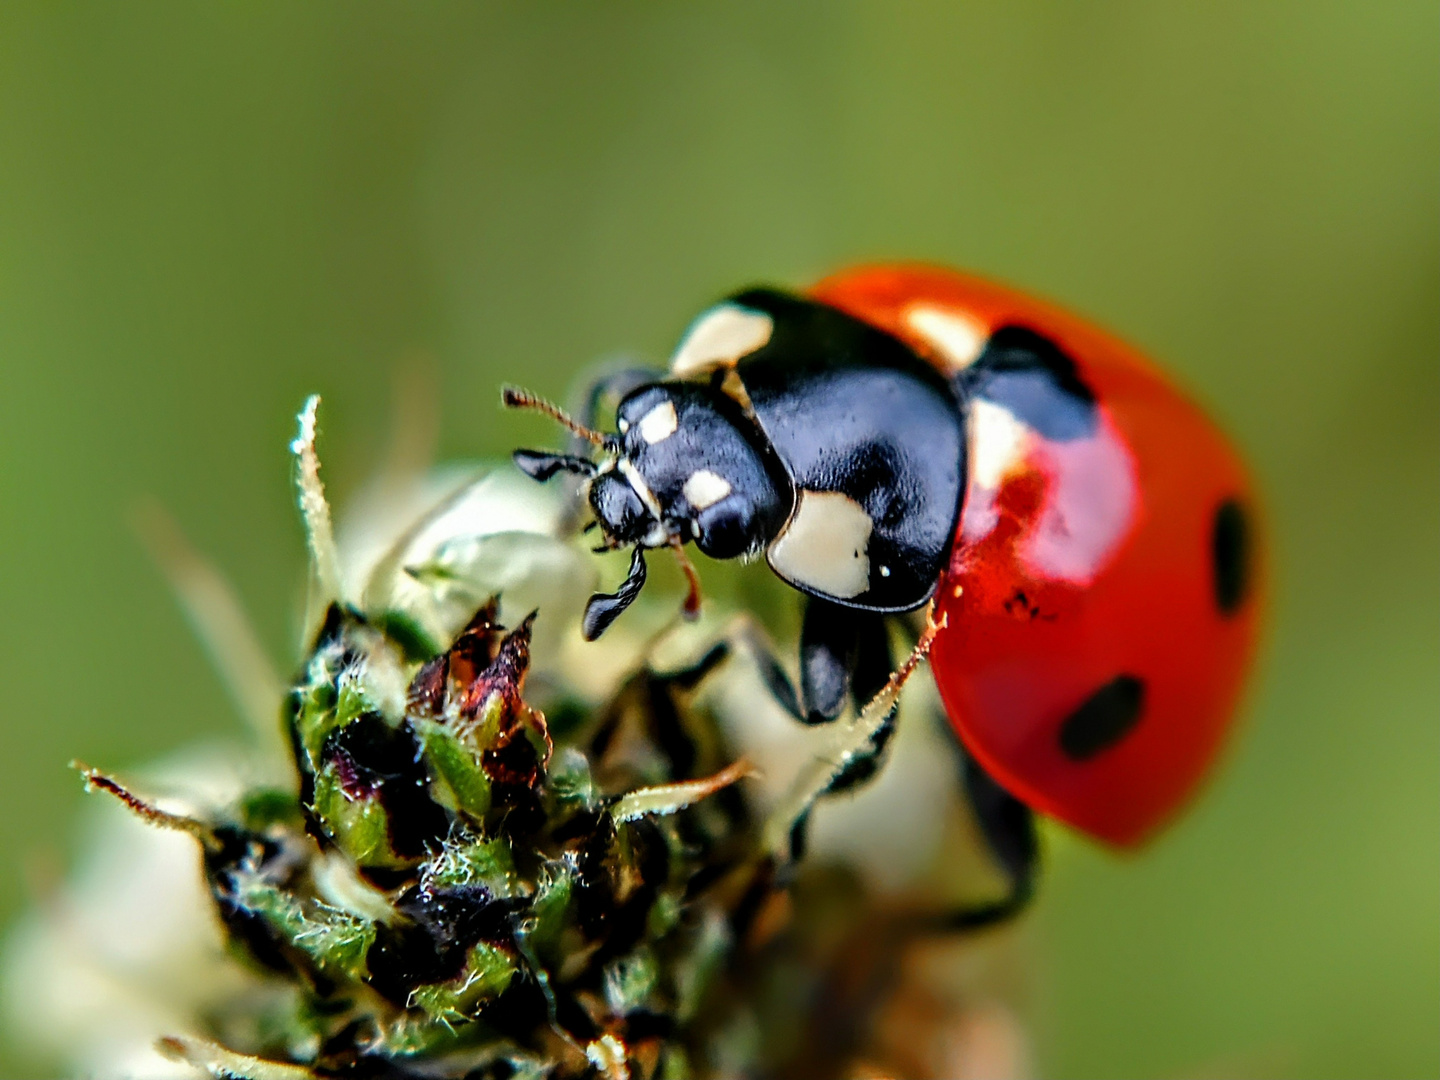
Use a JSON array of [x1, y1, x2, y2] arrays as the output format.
[[1212, 498, 1253, 615], [1058, 675, 1146, 760], [964, 325, 1099, 441]]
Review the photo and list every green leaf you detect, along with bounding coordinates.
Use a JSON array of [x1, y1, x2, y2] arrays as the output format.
[[311, 764, 411, 870], [238, 787, 303, 831], [408, 942, 517, 1025], [159, 1036, 320, 1080], [546, 747, 595, 811], [426, 836, 519, 898], [523, 864, 574, 960], [413, 717, 491, 820], [610, 759, 753, 823], [234, 878, 375, 983]]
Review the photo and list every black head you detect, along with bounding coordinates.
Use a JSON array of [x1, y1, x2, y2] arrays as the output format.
[[601, 383, 790, 559], [508, 381, 792, 637]]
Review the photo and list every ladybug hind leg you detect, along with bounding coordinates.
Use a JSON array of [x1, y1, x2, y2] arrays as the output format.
[[927, 741, 1038, 932]]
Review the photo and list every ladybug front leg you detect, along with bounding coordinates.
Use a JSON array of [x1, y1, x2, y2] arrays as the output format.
[[747, 600, 899, 864], [800, 597, 892, 725]]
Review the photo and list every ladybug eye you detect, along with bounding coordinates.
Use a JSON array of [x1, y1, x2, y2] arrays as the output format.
[[694, 501, 753, 560], [590, 474, 649, 543]]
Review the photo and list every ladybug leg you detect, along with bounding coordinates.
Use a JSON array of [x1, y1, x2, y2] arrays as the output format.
[[751, 597, 894, 728], [730, 600, 857, 725], [761, 615, 944, 871], [821, 706, 899, 796], [930, 743, 1038, 932], [800, 597, 873, 725], [748, 640, 804, 721], [849, 611, 895, 710], [819, 613, 896, 795]]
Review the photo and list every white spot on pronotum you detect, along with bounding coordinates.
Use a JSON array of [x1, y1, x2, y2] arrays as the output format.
[[879, 564, 891, 577], [617, 417, 630, 433], [969, 398, 1031, 489], [638, 400, 678, 444], [682, 469, 732, 511], [905, 303, 988, 372], [670, 304, 774, 377], [767, 489, 873, 600]]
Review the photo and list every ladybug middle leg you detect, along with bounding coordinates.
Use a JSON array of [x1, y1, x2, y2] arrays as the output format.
[[744, 598, 901, 861], [816, 605, 897, 795], [747, 597, 894, 731]]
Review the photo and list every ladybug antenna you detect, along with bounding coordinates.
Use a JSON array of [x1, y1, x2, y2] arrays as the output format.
[[502, 386, 612, 449]]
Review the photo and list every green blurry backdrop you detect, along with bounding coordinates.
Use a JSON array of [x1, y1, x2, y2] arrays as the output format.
[[1, 3, 1435, 1076]]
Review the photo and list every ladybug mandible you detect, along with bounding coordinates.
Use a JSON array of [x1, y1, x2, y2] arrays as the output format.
[[507, 265, 1262, 926]]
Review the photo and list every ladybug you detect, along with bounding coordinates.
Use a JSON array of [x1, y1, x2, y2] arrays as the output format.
[[507, 265, 1262, 925]]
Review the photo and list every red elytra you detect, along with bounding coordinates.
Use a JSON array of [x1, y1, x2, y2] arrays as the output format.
[[811, 266, 1264, 846]]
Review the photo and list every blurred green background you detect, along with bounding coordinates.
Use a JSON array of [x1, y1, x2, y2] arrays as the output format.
[[1, 3, 1435, 1076]]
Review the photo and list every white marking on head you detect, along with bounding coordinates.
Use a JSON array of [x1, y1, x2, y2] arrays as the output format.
[[638, 400, 679, 444], [905, 303, 988, 372], [969, 399, 1031, 490], [670, 304, 774, 378], [682, 469, 732, 511], [617, 417, 630, 433], [767, 489, 873, 600], [616, 458, 665, 522], [879, 564, 891, 577]]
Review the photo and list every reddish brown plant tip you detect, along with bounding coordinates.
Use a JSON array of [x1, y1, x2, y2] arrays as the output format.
[[405, 654, 449, 718], [71, 762, 220, 852], [458, 614, 535, 721], [406, 598, 508, 719], [449, 598, 504, 680]]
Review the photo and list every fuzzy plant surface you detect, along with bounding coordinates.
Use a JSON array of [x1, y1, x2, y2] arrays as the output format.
[[83, 595, 771, 1079], [10, 397, 1028, 1080]]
